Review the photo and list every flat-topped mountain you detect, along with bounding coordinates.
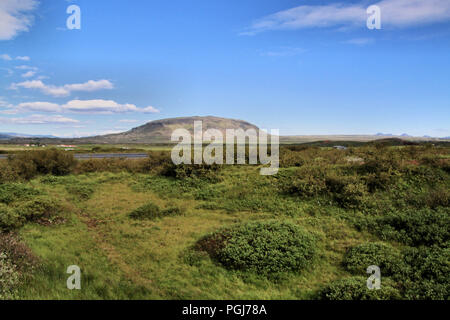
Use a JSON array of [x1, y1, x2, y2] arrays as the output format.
[[81, 116, 261, 143], [2, 116, 448, 145]]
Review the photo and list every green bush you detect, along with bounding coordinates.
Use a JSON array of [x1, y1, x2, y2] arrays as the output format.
[[399, 246, 450, 299], [0, 183, 40, 205], [0, 161, 19, 183], [318, 276, 402, 300], [400, 246, 449, 284], [129, 202, 161, 220], [8, 149, 76, 179], [343, 242, 403, 276], [0, 204, 23, 231], [163, 163, 222, 183], [196, 221, 317, 275], [161, 206, 184, 216], [1, 196, 63, 231], [402, 280, 449, 300], [279, 166, 327, 197], [15, 197, 62, 222], [129, 202, 184, 220], [325, 174, 369, 209], [358, 208, 449, 246]]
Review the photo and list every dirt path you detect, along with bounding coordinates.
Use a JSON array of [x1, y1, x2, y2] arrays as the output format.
[[75, 183, 156, 290]]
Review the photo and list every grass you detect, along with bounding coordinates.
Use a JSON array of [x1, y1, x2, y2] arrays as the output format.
[[0, 144, 174, 154], [9, 170, 370, 299], [0, 144, 447, 300]]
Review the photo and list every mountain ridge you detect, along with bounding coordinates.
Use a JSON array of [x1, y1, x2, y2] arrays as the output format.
[[78, 116, 261, 143], [1, 116, 448, 144]]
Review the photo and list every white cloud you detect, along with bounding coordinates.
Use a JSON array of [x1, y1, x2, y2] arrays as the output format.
[[63, 99, 139, 113], [242, 0, 450, 34], [17, 101, 61, 112], [0, 0, 38, 40], [21, 70, 36, 78], [141, 106, 160, 113], [15, 55, 30, 61], [119, 119, 139, 123], [64, 80, 114, 92], [0, 114, 79, 125], [0, 54, 12, 60], [342, 38, 375, 45], [10, 79, 114, 97], [15, 65, 37, 70], [12, 99, 160, 114]]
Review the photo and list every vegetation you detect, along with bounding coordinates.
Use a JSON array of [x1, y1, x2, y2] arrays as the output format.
[[318, 276, 402, 300], [343, 242, 402, 276], [129, 202, 184, 220], [0, 144, 448, 299], [196, 221, 317, 276]]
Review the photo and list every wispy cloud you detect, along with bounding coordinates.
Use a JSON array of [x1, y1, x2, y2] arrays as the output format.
[[21, 70, 36, 78], [15, 55, 30, 61], [0, 114, 79, 125], [141, 106, 160, 113], [342, 38, 375, 45], [15, 65, 37, 70], [241, 0, 450, 35], [0, 0, 38, 40], [0, 54, 12, 61], [10, 79, 114, 97], [13, 99, 160, 114], [119, 119, 140, 123], [1, 54, 32, 61]]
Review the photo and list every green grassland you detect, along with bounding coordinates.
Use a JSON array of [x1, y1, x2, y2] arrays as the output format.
[[0, 144, 448, 300], [0, 144, 173, 154]]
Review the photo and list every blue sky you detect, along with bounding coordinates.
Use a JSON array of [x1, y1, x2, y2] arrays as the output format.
[[0, 0, 449, 137]]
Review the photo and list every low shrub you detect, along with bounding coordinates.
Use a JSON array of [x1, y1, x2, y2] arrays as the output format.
[[0, 252, 19, 300], [139, 151, 173, 174], [424, 187, 450, 209], [325, 174, 369, 209], [196, 221, 317, 275], [129, 202, 161, 220], [16, 197, 62, 222], [75, 158, 140, 173], [357, 208, 449, 246], [0, 183, 40, 205], [161, 206, 184, 216], [1, 197, 63, 231], [163, 163, 222, 183], [402, 280, 449, 300], [343, 242, 403, 276], [399, 246, 450, 299], [9, 149, 76, 179], [0, 233, 39, 272], [0, 204, 23, 231], [279, 166, 327, 197], [129, 202, 184, 220], [318, 276, 402, 300], [400, 246, 449, 284], [0, 161, 19, 183]]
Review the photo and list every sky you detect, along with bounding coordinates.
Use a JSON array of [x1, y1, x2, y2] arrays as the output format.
[[0, 0, 449, 138]]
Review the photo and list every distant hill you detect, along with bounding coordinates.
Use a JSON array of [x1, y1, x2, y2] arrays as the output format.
[[1, 116, 448, 145], [0, 134, 12, 140], [0, 132, 57, 139], [78, 116, 261, 143]]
